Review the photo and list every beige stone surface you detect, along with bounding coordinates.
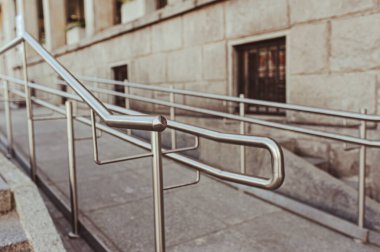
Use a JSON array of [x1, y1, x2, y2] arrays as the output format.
[[331, 13, 380, 72], [287, 73, 377, 122], [183, 4, 224, 46], [168, 47, 202, 82], [289, 0, 375, 23], [225, 0, 288, 38], [0, 155, 65, 252], [288, 22, 329, 74], [151, 18, 182, 52], [131, 53, 167, 83], [203, 42, 226, 81]]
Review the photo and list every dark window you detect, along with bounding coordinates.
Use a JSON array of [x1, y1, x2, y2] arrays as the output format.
[[114, 0, 122, 24], [112, 65, 128, 107], [66, 0, 85, 23], [236, 37, 286, 115], [58, 77, 67, 105], [157, 0, 167, 9], [37, 0, 45, 43]]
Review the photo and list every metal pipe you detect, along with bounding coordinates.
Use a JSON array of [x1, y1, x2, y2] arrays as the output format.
[[12, 92, 285, 189], [2, 80, 13, 158], [151, 131, 165, 252], [358, 108, 367, 231], [8, 76, 380, 148], [66, 101, 80, 238], [21, 41, 37, 181], [124, 80, 131, 135], [170, 85, 176, 149], [79, 76, 380, 123], [240, 94, 245, 174], [21, 32, 166, 132]]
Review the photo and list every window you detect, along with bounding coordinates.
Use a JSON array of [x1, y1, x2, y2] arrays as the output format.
[[157, 0, 167, 9], [66, 0, 85, 24], [236, 37, 286, 115], [37, 0, 45, 43], [114, 0, 122, 24], [112, 65, 128, 107]]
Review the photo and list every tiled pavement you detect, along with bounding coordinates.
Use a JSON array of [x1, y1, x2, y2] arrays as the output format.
[[0, 106, 379, 252]]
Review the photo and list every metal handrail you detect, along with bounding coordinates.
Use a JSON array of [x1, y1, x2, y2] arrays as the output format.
[[79, 76, 380, 122], [53, 77, 380, 147], [0, 34, 166, 131], [0, 30, 285, 252], [72, 76, 375, 238], [3, 76, 285, 189]]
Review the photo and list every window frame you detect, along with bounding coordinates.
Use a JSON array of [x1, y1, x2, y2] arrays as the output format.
[[228, 30, 288, 116]]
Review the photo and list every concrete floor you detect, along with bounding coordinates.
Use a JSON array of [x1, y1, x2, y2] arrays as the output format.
[[0, 105, 379, 252]]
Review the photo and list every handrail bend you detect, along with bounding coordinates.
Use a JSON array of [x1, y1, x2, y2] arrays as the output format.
[[6, 82, 285, 189], [0, 32, 167, 131]]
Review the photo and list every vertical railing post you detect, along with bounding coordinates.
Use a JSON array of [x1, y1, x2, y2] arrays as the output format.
[[170, 85, 176, 149], [358, 108, 367, 232], [3, 80, 13, 158], [21, 41, 37, 181], [151, 131, 165, 252], [66, 101, 80, 238], [124, 79, 131, 135], [239, 94, 246, 174]]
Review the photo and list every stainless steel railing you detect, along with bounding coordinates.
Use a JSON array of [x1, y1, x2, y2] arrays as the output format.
[[63, 75, 380, 239], [0, 32, 285, 251]]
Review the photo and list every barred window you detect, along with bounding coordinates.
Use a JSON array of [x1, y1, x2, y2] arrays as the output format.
[[112, 65, 128, 107], [236, 37, 286, 115]]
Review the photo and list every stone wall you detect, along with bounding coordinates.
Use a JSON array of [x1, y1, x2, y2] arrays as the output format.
[[8, 0, 377, 123]]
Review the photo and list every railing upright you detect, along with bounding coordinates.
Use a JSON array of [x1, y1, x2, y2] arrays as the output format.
[[358, 108, 367, 232], [21, 41, 37, 181], [124, 79, 131, 135], [151, 131, 165, 252], [2, 80, 13, 158], [239, 94, 246, 174], [65, 100, 80, 238], [170, 85, 176, 149]]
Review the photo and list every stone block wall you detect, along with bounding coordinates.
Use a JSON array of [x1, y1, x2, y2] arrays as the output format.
[[13, 0, 379, 122]]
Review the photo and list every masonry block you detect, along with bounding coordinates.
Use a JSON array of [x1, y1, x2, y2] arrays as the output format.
[[131, 53, 167, 84], [152, 18, 182, 53], [203, 41, 226, 81], [289, 0, 375, 24], [287, 73, 377, 123], [225, 0, 288, 39], [183, 4, 224, 46], [288, 22, 328, 74], [331, 13, 380, 72], [168, 47, 202, 82]]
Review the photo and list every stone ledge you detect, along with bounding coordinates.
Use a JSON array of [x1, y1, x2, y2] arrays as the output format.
[[0, 155, 65, 252]]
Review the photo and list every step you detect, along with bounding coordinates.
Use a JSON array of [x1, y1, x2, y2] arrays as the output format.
[[0, 176, 12, 215], [0, 211, 32, 252]]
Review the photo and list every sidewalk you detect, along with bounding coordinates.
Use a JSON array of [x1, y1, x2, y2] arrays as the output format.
[[0, 106, 378, 252]]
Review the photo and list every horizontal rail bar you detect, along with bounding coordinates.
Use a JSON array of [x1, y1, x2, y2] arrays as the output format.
[[10, 89, 284, 189], [7, 77, 380, 148], [79, 76, 380, 122], [0, 36, 23, 55], [163, 171, 200, 190], [162, 136, 199, 154]]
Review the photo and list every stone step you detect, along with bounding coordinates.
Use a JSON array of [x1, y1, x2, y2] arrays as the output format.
[[0, 211, 32, 252], [0, 176, 12, 215]]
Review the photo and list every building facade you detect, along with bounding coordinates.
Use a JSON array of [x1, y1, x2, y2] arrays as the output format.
[[1, 0, 379, 118]]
